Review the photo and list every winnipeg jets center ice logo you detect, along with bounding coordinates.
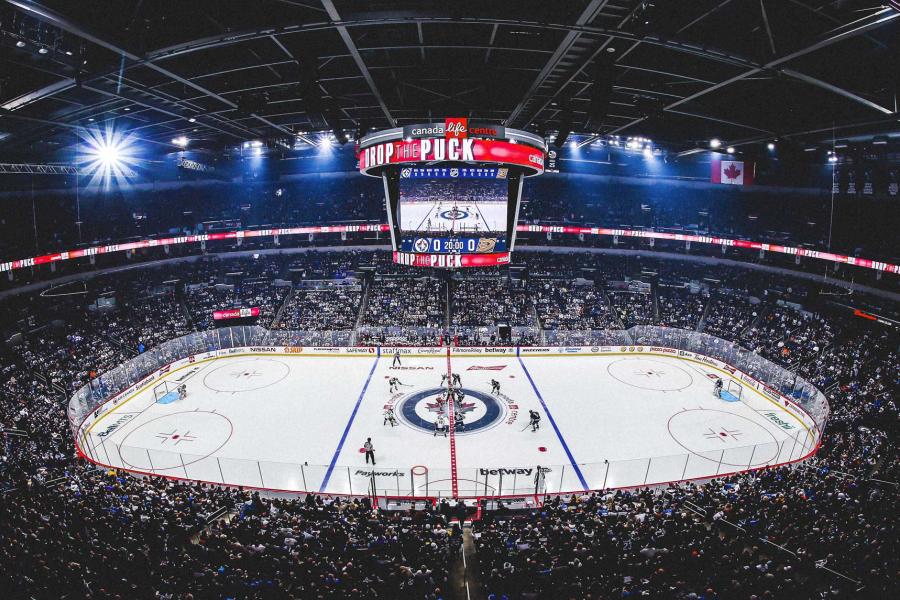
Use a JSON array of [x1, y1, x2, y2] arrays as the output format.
[[439, 208, 469, 221], [395, 387, 505, 435]]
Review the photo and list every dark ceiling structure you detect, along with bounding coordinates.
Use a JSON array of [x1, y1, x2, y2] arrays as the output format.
[[0, 0, 897, 155]]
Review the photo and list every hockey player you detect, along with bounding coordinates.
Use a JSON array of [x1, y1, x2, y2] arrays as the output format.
[[528, 409, 541, 432], [440, 373, 449, 387], [389, 377, 403, 393], [452, 373, 461, 387], [434, 415, 447, 437], [454, 410, 465, 430], [393, 350, 402, 367], [534, 465, 547, 494], [454, 387, 465, 404], [364, 438, 376, 465], [714, 378, 723, 398], [491, 379, 501, 395], [177, 384, 187, 401], [383, 408, 397, 427]]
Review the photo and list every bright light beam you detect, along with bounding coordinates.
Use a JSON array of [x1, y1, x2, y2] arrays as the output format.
[[77, 125, 140, 189]]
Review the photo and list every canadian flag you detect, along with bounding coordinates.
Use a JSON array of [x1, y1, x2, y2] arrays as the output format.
[[711, 158, 754, 185]]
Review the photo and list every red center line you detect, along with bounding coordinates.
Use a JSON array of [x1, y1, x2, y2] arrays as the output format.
[[445, 346, 459, 498]]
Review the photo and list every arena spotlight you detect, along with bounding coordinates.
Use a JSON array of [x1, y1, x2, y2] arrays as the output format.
[[726, 146, 735, 154], [767, 142, 776, 151], [709, 138, 721, 149], [171, 136, 188, 148], [77, 125, 139, 188]]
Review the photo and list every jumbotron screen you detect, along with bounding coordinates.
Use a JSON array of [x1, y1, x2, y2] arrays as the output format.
[[358, 119, 546, 267], [397, 168, 509, 256]]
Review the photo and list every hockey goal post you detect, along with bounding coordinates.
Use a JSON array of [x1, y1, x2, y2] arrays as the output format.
[[153, 381, 182, 404], [720, 379, 743, 402]]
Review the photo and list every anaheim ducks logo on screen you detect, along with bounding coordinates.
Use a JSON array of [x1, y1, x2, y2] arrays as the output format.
[[476, 238, 496, 253]]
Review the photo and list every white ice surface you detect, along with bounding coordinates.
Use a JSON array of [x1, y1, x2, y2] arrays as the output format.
[[84, 352, 813, 498]]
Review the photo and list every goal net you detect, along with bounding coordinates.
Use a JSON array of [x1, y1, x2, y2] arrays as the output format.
[[153, 381, 182, 404], [720, 379, 743, 403]]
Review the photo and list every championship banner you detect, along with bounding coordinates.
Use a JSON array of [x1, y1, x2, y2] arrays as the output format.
[[213, 307, 260, 321], [711, 158, 754, 185]]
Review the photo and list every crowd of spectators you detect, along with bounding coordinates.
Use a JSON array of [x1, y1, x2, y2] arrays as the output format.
[[451, 279, 532, 327], [363, 277, 446, 329], [528, 279, 618, 330], [656, 286, 706, 330], [609, 291, 654, 327], [277, 285, 362, 331]]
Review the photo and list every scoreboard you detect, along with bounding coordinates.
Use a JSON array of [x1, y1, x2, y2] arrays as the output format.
[[359, 118, 546, 268]]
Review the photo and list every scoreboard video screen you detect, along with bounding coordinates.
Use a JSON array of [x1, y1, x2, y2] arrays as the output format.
[[357, 119, 546, 268]]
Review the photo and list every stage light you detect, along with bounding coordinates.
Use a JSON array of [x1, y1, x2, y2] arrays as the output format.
[[709, 138, 721, 149], [767, 142, 776, 151], [188, 117, 196, 123], [77, 125, 140, 188], [171, 136, 188, 148], [726, 146, 735, 154], [642, 146, 653, 158], [569, 140, 578, 149], [38, 47, 48, 54], [250, 140, 263, 148], [319, 135, 333, 148], [15, 40, 26, 48], [828, 155, 838, 163]]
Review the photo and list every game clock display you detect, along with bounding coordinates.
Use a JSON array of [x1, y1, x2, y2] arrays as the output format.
[[400, 236, 507, 254]]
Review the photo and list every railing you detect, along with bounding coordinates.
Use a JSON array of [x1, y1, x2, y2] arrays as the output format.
[[69, 325, 829, 499], [78, 429, 818, 500]]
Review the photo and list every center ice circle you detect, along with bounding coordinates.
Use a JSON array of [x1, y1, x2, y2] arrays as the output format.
[[439, 208, 470, 221], [202, 358, 290, 392], [606, 357, 694, 391], [396, 387, 505, 435]]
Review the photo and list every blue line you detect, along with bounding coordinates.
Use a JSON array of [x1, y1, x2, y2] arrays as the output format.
[[517, 356, 589, 490], [319, 356, 380, 492]]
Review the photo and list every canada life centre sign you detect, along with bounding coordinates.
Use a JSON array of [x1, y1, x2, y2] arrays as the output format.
[[358, 118, 546, 177]]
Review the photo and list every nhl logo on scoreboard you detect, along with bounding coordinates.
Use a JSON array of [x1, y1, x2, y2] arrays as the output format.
[[401, 168, 412, 178], [413, 238, 430, 253], [449, 168, 459, 178]]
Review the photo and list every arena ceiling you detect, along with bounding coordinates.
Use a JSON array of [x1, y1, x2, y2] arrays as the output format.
[[0, 0, 897, 155]]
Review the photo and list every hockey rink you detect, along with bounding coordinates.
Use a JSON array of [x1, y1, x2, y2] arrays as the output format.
[[80, 350, 817, 498], [400, 200, 506, 233]]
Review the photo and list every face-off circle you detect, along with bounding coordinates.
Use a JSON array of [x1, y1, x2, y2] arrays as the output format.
[[202, 358, 290, 393], [395, 387, 506, 435], [117, 411, 234, 471], [606, 357, 694, 392], [667, 408, 780, 467]]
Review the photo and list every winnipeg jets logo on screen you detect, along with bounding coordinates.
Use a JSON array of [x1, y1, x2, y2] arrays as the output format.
[[413, 238, 429, 253]]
